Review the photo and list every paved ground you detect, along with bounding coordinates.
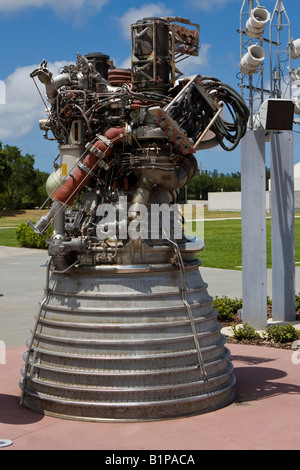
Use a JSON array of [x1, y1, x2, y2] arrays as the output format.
[[1, 246, 300, 450], [0, 247, 49, 347]]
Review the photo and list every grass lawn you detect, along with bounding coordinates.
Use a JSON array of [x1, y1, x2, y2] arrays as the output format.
[[194, 218, 244, 270], [0, 228, 19, 247], [187, 217, 300, 270], [0, 209, 49, 248], [0, 209, 49, 227]]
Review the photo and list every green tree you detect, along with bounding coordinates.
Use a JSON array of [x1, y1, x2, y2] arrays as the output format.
[[23, 169, 49, 209], [187, 167, 270, 200], [0, 142, 48, 209], [266, 167, 271, 190], [187, 169, 241, 200]]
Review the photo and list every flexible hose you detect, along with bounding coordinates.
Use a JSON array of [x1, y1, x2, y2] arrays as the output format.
[[168, 76, 249, 152], [197, 76, 249, 151]]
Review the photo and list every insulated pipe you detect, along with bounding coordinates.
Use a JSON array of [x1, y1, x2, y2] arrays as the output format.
[[53, 126, 127, 205], [31, 127, 128, 236], [108, 69, 132, 86], [34, 69, 71, 101]]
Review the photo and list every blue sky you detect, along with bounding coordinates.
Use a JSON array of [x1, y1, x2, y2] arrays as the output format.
[[0, 0, 299, 175]]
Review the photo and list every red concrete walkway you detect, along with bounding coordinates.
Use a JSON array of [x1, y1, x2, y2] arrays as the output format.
[[1, 343, 300, 450]]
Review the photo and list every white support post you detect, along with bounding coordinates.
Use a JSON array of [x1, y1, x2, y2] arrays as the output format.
[[241, 130, 268, 329], [270, 132, 295, 322]]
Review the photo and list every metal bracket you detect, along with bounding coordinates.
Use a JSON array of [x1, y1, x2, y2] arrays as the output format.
[[148, 75, 223, 154]]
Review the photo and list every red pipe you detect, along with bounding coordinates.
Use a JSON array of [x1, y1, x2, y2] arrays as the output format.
[[54, 127, 126, 205]]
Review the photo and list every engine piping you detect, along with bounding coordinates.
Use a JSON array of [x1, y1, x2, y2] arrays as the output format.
[[54, 126, 129, 205], [31, 126, 130, 235]]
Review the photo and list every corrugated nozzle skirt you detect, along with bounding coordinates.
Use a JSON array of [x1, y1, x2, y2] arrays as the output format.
[[20, 261, 235, 422]]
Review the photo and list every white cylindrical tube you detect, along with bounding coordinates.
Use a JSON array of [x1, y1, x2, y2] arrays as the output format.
[[46, 168, 62, 197], [245, 7, 270, 38], [293, 95, 300, 115], [291, 39, 300, 60], [239, 45, 266, 75], [46, 145, 84, 197]]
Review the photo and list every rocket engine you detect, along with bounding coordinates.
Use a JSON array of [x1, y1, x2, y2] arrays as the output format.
[[20, 17, 249, 421]]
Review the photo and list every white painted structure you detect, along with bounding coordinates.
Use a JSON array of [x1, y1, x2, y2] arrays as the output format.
[[208, 162, 300, 212], [208, 191, 271, 212], [294, 162, 300, 190]]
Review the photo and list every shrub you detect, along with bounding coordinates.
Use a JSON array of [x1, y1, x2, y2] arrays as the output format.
[[264, 324, 300, 343], [212, 295, 243, 322], [15, 222, 52, 249], [232, 322, 261, 341]]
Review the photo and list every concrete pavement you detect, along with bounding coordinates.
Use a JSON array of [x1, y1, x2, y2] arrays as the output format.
[[0, 247, 48, 347], [1, 343, 300, 450], [1, 246, 300, 450]]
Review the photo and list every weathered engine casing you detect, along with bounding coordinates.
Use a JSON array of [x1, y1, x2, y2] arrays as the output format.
[[19, 16, 248, 421], [21, 262, 235, 421]]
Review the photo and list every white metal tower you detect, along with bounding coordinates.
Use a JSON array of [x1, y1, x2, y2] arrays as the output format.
[[240, 0, 298, 328]]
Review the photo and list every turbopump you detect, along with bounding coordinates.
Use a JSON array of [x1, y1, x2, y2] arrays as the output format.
[[20, 17, 249, 422]]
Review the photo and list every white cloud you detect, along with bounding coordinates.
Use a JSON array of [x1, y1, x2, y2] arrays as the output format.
[[116, 56, 132, 70], [117, 3, 173, 39], [189, 0, 237, 12], [0, 0, 108, 13], [0, 0, 109, 25], [0, 0, 42, 10], [179, 44, 212, 76], [0, 61, 72, 140]]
